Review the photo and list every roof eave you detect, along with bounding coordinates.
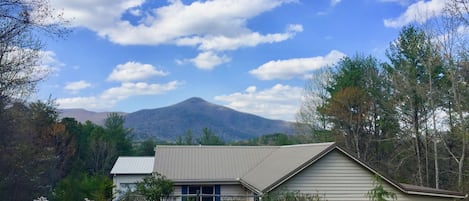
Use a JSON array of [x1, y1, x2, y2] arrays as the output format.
[[239, 178, 263, 196], [336, 146, 467, 199], [262, 142, 337, 193], [405, 191, 467, 199], [110, 172, 152, 175], [172, 179, 240, 186]]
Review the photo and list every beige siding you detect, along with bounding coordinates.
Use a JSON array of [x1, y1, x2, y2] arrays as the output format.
[[273, 150, 455, 201], [113, 174, 149, 201], [169, 186, 182, 201], [221, 184, 255, 201]]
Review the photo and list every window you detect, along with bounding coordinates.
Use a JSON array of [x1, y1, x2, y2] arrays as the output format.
[[184, 185, 219, 201], [120, 183, 137, 192], [117, 183, 137, 199]]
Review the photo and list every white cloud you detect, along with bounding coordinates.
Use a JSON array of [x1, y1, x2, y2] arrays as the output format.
[[64, 80, 92, 93], [384, 0, 446, 28], [176, 24, 303, 51], [57, 81, 182, 110], [101, 81, 181, 100], [107, 61, 168, 82], [56, 96, 105, 109], [189, 51, 231, 70], [50, 0, 300, 69], [53, 0, 298, 46], [50, 0, 145, 29], [214, 84, 303, 121], [379, 0, 410, 6], [37, 50, 64, 78], [249, 50, 345, 80], [330, 0, 341, 7]]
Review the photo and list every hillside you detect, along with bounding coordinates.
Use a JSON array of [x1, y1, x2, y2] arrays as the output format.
[[59, 97, 294, 141], [124, 97, 294, 141], [58, 108, 126, 125]]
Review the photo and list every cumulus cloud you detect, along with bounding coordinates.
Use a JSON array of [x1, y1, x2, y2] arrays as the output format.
[[330, 0, 341, 7], [189, 51, 231, 70], [57, 81, 182, 110], [379, 0, 409, 6], [101, 81, 180, 100], [64, 80, 92, 93], [214, 84, 303, 121], [384, 0, 446, 28], [175, 24, 303, 51], [107, 61, 168, 82], [50, 0, 301, 69], [249, 50, 345, 80]]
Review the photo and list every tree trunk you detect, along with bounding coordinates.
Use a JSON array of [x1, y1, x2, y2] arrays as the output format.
[[434, 139, 439, 189], [414, 104, 423, 186]]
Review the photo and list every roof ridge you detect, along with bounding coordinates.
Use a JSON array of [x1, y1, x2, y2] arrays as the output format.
[[280, 142, 335, 148], [156, 145, 281, 148], [238, 146, 281, 185]]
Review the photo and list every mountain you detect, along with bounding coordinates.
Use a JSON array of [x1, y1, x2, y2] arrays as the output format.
[[59, 97, 295, 141], [58, 108, 126, 125], [125, 97, 294, 141]]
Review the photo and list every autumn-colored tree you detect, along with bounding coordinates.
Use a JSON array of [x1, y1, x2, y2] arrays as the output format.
[[324, 55, 398, 164]]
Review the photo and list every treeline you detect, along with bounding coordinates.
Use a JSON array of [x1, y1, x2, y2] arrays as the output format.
[[296, 23, 469, 192], [0, 100, 140, 200]]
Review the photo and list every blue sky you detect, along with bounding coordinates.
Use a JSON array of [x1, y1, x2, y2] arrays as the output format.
[[35, 0, 447, 121]]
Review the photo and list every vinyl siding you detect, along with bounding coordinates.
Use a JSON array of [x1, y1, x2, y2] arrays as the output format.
[[220, 185, 255, 201], [112, 174, 149, 201], [273, 150, 455, 201]]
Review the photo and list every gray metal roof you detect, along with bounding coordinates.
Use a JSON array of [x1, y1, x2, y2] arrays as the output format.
[[153, 145, 278, 181], [111, 156, 154, 174], [153, 143, 334, 189], [241, 142, 335, 192], [152, 143, 466, 198]]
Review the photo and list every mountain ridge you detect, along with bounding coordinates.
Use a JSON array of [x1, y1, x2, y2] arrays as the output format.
[[59, 97, 294, 141]]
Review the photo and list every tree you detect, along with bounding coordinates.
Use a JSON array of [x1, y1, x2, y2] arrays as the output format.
[[296, 68, 333, 142], [104, 113, 133, 156], [446, 0, 469, 25], [52, 172, 113, 201], [0, 0, 67, 104], [367, 175, 397, 201], [176, 129, 194, 145], [136, 173, 174, 201], [322, 55, 398, 165], [197, 128, 224, 145], [385, 26, 438, 186], [0, 101, 74, 200], [428, 2, 469, 190], [137, 139, 157, 156]]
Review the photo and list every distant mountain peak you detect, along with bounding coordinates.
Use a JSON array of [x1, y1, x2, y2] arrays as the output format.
[[124, 97, 294, 141], [182, 97, 207, 104], [60, 97, 294, 141]]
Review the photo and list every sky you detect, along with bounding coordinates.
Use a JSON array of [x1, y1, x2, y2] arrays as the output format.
[[34, 0, 448, 121]]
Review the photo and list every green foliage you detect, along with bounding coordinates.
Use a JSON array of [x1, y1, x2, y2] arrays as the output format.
[[367, 176, 397, 201], [176, 129, 194, 145], [52, 172, 113, 201], [136, 173, 174, 201], [0, 100, 75, 200], [105, 113, 134, 156], [136, 139, 158, 155], [263, 191, 327, 201], [197, 128, 224, 145]]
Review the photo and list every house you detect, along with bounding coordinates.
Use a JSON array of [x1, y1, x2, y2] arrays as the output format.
[[110, 156, 154, 200], [152, 142, 466, 201]]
